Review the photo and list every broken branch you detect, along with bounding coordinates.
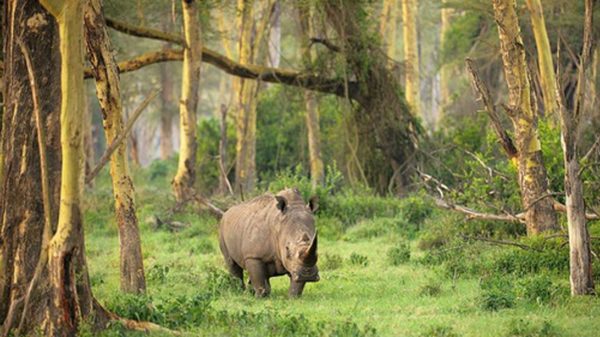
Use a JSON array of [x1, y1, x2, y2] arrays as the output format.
[[85, 89, 159, 183]]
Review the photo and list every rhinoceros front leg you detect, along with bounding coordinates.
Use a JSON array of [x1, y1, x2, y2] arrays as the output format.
[[246, 259, 271, 298], [288, 279, 305, 298]]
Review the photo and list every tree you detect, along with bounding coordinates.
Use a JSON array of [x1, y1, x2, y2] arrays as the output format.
[[233, 0, 273, 194], [558, 0, 595, 296], [159, 42, 175, 159], [172, 0, 202, 203], [492, 0, 558, 235], [324, 0, 418, 194], [380, 0, 398, 65], [525, 0, 559, 121], [84, 0, 146, 294], [402, 0, 420, 116], [439, 0, 453, 121], [1, 0, 110, 335], [298, 3, 325, 189]]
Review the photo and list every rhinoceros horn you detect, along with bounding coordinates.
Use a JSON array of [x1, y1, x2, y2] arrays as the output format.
[[301, 232, 318, 264]]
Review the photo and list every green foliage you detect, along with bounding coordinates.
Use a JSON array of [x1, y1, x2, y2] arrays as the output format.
[[479, 276, 516, 311], [321, 253, 344, 271], [514, 274, 567, 305], [195, 117, 236, 193], [504, 319, 561, 337], [349, 253, 369, 267], [418, 325, 459, 337], [387, 241, 411, 266], [418, 280, 442, 297]]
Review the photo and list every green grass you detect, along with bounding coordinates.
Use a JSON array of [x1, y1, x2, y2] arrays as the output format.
[[83, 168, 600, 337]]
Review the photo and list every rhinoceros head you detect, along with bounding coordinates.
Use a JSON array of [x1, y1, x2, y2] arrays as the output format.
[[275, 191, 320, 283]]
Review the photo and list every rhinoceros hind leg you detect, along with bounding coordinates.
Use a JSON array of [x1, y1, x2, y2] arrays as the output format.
[[246, 259, 270, 298], [220, 239, 244, 289]]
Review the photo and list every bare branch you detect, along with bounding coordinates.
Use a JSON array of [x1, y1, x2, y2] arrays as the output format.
[[310, 37, 341, 52], [433, 197, 525, 223], [86, 90, 159, 183], [465, 58, 518, 159], [84, 49, 183, 78]]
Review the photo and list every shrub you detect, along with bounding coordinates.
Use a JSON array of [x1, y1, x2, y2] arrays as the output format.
[[318, 216, 345, 240], [387, 241, 411, 266], [479, 276, 516, 311], [418, 281, 442, 297], [418, 325, 459, 337], [349, 253, 369, 267], [515, 274, 567, 305], [147, 263, 170, 284], [321, 253, 344, 271], [202, 266, 242, 296], [505, 319, 560, 337]]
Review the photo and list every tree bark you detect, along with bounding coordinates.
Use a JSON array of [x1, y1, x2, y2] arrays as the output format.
[[298, 3, 324, 189], [525, 0, 559, 121], [0, 1, 62, 332], [558, 0, 595, 296], [402, 0, 420, 116], [172, 0, 202, 203], [492, 0, 558, 235], [84, 0, 146, 294]]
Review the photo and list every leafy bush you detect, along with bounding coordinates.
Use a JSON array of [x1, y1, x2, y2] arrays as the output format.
[[387, 241, 411, 265], [195, 117, 236, 193], [202, 266, 242, 296], [318, 216, 345, 240], [515, 274, 567, 305], [505, 319, 560, 337], [418, 325, 459, 337], [349, 253, 369, 267], [321, 253, 344, 271], [479, 276, 516, 311], [418, 280, 442, 297], [489, 242, 569, 277]]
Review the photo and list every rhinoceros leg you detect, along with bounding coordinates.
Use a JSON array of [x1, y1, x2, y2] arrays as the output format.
[[288, 280, 305, 298], [246, 259, 270, 298], [219, 237, 244, 289]]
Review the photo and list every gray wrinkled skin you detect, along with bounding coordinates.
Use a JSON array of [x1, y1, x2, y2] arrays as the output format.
[[219, 188, 319, 298]]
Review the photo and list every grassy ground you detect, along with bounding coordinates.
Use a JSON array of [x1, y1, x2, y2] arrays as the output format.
[[82, 169, 600, 337]]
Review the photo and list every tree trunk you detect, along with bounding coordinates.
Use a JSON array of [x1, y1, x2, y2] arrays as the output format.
[[380, 0, 398, 65], [0, 0, 62, 331], [83, 93, 95, 187], [439, 0, 453, 126], [84, 0, 146, 294], [525, 0, 559, 121], [234, 0, 273, 194], [298, 3, 324, 189], [172, 0, 202, 203], [559, 0, 595, 296], [159, 45, 174, 160], [268, 0, 281, 68], [492, 0, 558, 235], [402, 0, 420, 116]]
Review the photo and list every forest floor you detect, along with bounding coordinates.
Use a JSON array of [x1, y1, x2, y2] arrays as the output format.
[[83, 167, 600, 337]]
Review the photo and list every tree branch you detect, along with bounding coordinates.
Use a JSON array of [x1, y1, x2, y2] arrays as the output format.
[[84, 49, 183, 78], [310, 37, 341, 52], [103, 17, 357, 98], [85, 90, 158, 183], [433, 197, 525, 223], [466, 58, 518, 159]]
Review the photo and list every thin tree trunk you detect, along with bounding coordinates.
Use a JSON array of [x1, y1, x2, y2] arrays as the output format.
[[402, 0, 420, 116], [525, 0, 559, 121], [558, 0, 595, 296], [492, 0, 558, 235], [172, 0, 202, 203], [298, 3, 324, 189], [84, 0, 146, 294], [159, 45, 174, 159], [268, 0, 281, 68], [380, 0, 398, 65], [439, 0, 453, 126], [234, 0, 273, 194], [83, 92, 95, 187]]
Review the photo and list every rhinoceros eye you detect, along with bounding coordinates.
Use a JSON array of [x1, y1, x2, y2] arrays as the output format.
[[286, 245, 292, 259]]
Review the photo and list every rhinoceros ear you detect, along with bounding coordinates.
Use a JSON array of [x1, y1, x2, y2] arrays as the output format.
[[275, 195, 287, 212], [308, 195, 319, 213]]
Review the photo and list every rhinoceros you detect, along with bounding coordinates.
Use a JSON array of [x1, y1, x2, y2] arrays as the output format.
[[218, 188, 319, 298]]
